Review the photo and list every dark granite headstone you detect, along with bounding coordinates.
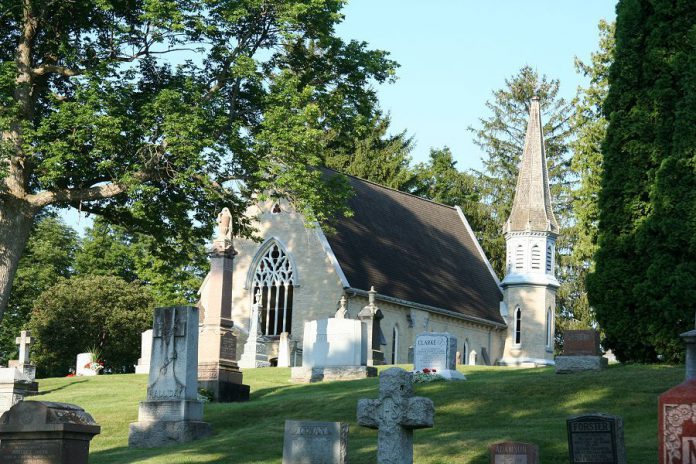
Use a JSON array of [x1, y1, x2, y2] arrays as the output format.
[[282, 420, 348, 464], [567, 413, 625, 464], [489, 441, 539, 463], [564, 330, 601, 356], [0, 401, 100, 464]]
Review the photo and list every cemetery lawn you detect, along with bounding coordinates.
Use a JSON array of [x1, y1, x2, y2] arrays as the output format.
[[33, 363, 680, 463]]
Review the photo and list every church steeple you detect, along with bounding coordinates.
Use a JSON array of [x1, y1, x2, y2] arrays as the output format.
[[504, 96, 559, 234]]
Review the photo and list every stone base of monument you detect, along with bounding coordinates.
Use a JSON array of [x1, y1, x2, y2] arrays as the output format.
[[129, 400, 212, 448], [554, 355, 608, 373], [198, 362, 250, 402], [0, 367, 39, 415], [431, 369, 466, 381], [290, 366, 377, 383], [135, 364, 150, 374]]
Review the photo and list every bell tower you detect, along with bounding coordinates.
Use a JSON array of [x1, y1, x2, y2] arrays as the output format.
[[500, 96, 559, 366]]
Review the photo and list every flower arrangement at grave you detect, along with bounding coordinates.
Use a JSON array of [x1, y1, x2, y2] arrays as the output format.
[[413, 368, 444, 383], [84, 346, 105, 374]]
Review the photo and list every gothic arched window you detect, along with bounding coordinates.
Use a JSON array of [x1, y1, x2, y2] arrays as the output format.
[[391, 326, 399, 364], [546, 307, 553, 348], [531, 245, 541, 270], [252, 241, 295, 336], [514, 306, 522, 345]]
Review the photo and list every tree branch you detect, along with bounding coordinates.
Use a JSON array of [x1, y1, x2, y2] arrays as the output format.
[[27, 172, 148, 208]]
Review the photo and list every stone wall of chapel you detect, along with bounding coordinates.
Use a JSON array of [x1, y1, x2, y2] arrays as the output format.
[[344, 295, 506, 366], [502, 284, 555, 363], [230, 200, 345, 356]]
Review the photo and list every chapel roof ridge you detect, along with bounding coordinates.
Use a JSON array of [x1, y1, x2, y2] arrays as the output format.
[[323, 167, 458, 211]]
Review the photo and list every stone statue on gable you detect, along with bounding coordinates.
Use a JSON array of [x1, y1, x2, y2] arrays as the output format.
[[216, 207, 233, 241]]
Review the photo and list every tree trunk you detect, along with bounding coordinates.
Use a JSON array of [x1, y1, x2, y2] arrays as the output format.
[[0, 198, 36, 321]]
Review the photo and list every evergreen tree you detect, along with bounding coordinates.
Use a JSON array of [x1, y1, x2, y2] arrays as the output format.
[[324, 112, 416, 190], [469, 66, 575, 278], [560, 21, 615, 330], [589, 0, 696, 363]]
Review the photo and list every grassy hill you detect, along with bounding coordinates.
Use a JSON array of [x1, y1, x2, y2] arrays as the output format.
[[31, 364, 682, 463]]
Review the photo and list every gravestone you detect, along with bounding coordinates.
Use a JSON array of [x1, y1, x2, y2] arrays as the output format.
[[129, 306, 212, 448], [238, 296, 271, 368], [282, 420, 348, 464], [291, 317, 375, 383], [566, 413, 625, 464], [75, 352, 98, 376], [7, 330, 35, 382], [357, 367, 434, 464], [489, 441, 539, 464], [135, 329, 153, 374], [555, 330, 607, 373], [413, 332, 465, 380], [278, 332, 291, 368], [659, 327, 696, 463], [0, 401, 100, 464], [0, 367, 38, 416]]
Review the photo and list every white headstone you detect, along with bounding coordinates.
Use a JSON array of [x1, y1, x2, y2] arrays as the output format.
[[414, 332, 465, 380], [76, 353, 98, 376], [278, 332, 291, 368], [134, 330, 153, 374], [302, 318, 365, 368]]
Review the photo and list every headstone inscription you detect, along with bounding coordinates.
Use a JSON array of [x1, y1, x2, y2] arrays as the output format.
[[282, 420, 348, 464], [413, 332, 465, 380], [134, 329, 153, 374], [489, 441, 539, 464], [566, 413, 626, 464], [128, 306, 212, 448], [555, 329, 607, 374], [0, 401, 100, 464], [357, 367, 435, 464], [659, 327, 696, 463]]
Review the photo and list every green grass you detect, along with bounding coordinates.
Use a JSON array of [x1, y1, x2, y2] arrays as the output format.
[[32, 364, 681, 463]]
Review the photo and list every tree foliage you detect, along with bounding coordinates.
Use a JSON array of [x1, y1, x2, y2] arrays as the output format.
[[28, 275, 154, 377], [0, 215, 78, 363], [561, 21, 615, 331], [75, 218, 205, 306], [588, 0, 696, 363], [0, 0, 397, 319]]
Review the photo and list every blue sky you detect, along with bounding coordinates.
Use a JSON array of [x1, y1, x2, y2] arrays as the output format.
[[335, 0, 617, 171]]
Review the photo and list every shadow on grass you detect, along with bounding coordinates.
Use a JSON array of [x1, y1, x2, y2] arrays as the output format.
[[35, 379, 88, 395], [87, 364, 682, 464]]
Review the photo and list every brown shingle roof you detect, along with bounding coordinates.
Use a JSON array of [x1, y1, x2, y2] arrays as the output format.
[[324, 173, 505, 325]]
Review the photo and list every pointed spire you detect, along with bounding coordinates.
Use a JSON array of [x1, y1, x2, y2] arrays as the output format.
[[505, 96, 559, 234]]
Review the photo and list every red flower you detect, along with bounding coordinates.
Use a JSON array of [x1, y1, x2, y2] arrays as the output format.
[[66, 373, 75, 377], [423, 368, 431, 374], [432, 368, 437, 373]]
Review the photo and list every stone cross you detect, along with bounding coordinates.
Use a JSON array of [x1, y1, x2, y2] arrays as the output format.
[[15, 330, 32, 365], [357, 367, 434, 464]]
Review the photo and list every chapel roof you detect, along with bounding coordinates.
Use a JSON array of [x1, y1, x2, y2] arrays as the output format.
[[324, 172, 505, 326], [504, 96, 559, 234]]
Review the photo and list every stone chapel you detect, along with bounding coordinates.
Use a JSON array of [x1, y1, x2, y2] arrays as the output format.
[[199, 97, 558, 368]]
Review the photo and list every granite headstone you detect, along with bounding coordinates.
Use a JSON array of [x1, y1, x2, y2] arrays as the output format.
[[414, 332, 465, 380], [566, 413, 625, 464], [489, 441, 539, 464], [282, 420, 348, 464], [0, 401, 100, 464]]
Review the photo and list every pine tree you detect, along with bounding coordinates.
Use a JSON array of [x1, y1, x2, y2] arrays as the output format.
[[588, 0, 696, 362]]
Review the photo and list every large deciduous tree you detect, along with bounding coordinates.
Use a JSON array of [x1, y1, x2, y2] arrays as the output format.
[[588, 0, 696, 363], [0, 0, 396, 321]]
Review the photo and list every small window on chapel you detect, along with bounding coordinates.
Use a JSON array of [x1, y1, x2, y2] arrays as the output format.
[[514, 307, 522, 345], [271, 202, 282, 214]]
